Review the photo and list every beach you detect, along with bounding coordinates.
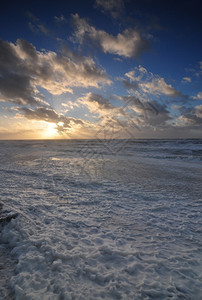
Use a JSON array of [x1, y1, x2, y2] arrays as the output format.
[[0, 139, 202, 299]]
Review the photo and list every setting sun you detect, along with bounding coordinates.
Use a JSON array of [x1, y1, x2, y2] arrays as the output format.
[[41, 122, 58, 139]]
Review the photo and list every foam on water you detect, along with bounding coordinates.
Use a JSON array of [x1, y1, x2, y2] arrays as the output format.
[[0, 140, 202, 299]]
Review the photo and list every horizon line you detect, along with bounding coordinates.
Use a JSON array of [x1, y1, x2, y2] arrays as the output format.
[[0, 138, 201, 141]]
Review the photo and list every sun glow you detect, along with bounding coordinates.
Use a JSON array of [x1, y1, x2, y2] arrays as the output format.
[[41, 122, 59, 139], [57, 121, 64, 126]]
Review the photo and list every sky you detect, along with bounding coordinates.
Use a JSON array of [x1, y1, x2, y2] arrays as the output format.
[[0, 0, 202, 139]]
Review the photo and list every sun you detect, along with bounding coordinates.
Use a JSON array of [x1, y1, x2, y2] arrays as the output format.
[[41, 122, 59, 139]]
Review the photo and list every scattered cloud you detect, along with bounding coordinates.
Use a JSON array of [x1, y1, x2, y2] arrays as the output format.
[[122, 79, 139, 92], [120, 95, 171, 126], [62, 101, 77, 108], [54, 15, 67, 23], [185, 61, 202, 78], [26, 12, 40, 23], [27, 12, 50, 36], [0, 13, 201, 140], [37, 24, 50, 35], [182, 77, 191, 83], [18, 106, 84, 134], [194, 105, 202, 119], [79, 92, 117, 116], [193, 92, 202, 100], [124, 65, 183, 97], [79, 92, 171, 129], [141, 78, 181, 97], [0, 38, 111, 106], [176, 105, 202, 126], [72, 14, 149, 58], [95, 0, 125, 19]]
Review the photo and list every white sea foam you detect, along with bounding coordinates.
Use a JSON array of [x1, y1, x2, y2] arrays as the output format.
[[0, 140, 202, 299]]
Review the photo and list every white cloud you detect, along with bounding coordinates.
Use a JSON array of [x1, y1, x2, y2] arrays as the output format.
[[125, 66, 147, 81], [72, 14, 149, 58], [79, 92, 116, 116], [182, 77, 191, 83], [142, 78, 181, 97], [79, 92, 171, 129], [193, 92, 202, 100], [61, 101, 79, 110], [124, 65, 182, 97], [194, 105, 202, 118]]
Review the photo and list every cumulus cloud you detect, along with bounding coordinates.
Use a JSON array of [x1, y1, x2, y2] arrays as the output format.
[[79, 93, 118, 118], [95, 0, 125, 19], [72, 14, 149, 58], [176, 105, 202, 127], [0, 38, 111, 106], [18, 107, 84, 134], [120, 96, 171, 126], [78, 92, 144, 136], [124, 65, 182, 97], [79, 92, 171, 129], [142, 78, 181, 97]]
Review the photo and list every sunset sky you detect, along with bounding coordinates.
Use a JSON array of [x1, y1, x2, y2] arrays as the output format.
[[0, 0, 201, 139]]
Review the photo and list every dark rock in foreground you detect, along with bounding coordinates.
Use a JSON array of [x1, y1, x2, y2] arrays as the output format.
[[0, 203, 19, 226], [0, 213, 19, 224]]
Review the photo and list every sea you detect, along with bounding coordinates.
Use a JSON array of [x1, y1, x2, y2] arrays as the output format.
[[0, 139, 202, 299]]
